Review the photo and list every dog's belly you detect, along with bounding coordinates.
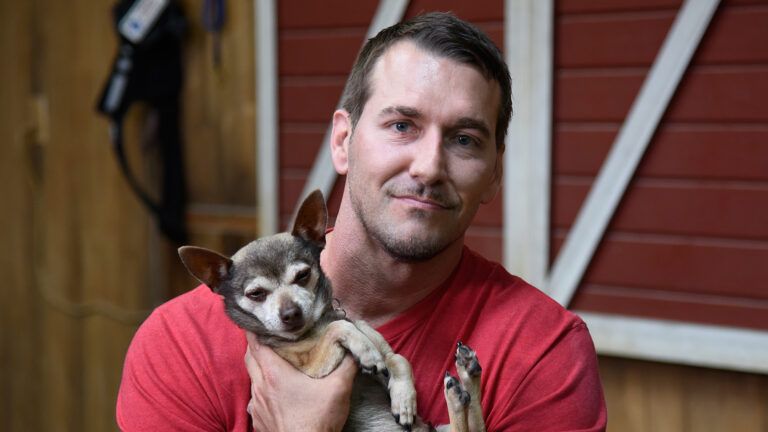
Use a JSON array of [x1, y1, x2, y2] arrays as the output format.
[[344, 374, 414, 432], [344, 374, 397, 431]]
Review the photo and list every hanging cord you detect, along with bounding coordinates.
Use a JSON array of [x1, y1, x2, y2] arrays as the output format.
[[202, 0, 225, 67], [97, 0, 188, 245], [110, 120, 162, 215]]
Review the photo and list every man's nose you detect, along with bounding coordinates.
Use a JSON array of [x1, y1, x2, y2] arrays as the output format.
[[408, 129, 446, 184]]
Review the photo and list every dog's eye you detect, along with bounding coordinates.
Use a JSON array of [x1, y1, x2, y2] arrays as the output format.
[[294, 268, 311, 285], [246, 288, 268, 302]]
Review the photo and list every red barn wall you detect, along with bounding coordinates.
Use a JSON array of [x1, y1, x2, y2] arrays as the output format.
[[555, 0, 768, 330], [273, 2, 768, 430], [276, 0, 768, 330]]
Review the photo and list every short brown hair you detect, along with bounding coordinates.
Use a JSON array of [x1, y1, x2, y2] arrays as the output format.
[[340, 12, 512, 151]]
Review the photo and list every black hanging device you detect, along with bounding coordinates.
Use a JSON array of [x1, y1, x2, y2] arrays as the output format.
[[96, 0, 188, 244]]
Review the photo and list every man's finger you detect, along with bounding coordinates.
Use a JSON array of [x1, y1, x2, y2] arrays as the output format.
[[244, 344, 263, 382], [245, 331, 260, 351]]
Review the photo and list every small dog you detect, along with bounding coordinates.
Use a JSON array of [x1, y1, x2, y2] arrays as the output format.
[[178, 190, 485, 432]]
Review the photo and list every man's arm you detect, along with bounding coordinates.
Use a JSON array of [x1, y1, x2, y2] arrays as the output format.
[[244, 332, 358, 432], [116, 309, 230, 431], [117, 308, 359, 431]]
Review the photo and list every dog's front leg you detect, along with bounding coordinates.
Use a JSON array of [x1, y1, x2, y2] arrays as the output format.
[[281, 320, 386, 378], [326, 320, 388, 375], [352, 320, 418, 428]]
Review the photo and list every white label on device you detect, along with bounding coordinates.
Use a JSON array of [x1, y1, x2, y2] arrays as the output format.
[[118, 0, 169, 44]]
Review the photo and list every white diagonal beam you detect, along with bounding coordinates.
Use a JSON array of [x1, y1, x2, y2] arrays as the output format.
[[546, 0, 720, 306]]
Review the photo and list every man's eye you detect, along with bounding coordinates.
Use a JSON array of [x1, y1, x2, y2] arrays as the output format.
[[456, 135, 475, 146], [393, 122, 410, 133]]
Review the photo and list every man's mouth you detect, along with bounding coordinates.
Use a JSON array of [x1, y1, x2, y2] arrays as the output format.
[[387, 184, 458, 210], [394, 195, 451, 210]]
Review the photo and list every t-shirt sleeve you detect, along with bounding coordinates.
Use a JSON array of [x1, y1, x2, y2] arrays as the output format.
[[116, 308, 226, 431], [491, 322, 607, 431]]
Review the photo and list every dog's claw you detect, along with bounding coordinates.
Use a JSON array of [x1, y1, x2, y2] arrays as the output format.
[[381, 367, 390, 379], [459, 390, 471, 406], [455, 342, 482, 377], [443, 372, 471, 409], [449, 378, 471, 406], [444, 371, 455, 389], [445, 373, 460, 390]]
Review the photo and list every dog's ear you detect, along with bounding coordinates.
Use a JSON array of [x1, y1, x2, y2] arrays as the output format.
[[178, 246, 232, 292], [292, 189, 328, 247]]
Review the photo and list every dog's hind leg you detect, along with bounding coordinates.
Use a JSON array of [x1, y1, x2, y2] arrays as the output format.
[[352, 320, 418, 430], [443, 372, 470, 432], [455, 342, 484, 432]]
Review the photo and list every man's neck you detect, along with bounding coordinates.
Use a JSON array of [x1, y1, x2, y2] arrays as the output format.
[[320, 208, 463, 328]]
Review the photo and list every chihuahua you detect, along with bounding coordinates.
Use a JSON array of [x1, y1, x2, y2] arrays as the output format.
[[178, 190, 485, 432]]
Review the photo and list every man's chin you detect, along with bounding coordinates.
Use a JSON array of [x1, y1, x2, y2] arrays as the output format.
[[376, 232, 453, 262]]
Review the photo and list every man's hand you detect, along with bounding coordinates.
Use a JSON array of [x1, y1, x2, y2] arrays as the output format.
[[244, 332, 358, 432]]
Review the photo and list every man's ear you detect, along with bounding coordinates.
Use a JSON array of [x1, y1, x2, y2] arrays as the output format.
[[481, 152, 504, 204], [292, 190, 328, 247], [330, 109, 352, 175], [178, 246, 232, 292]]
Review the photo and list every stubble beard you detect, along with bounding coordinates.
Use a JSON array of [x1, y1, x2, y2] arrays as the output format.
[[348, 177, 461, 262], [354, 199, 450, 262], [345, 131, 463, 262]]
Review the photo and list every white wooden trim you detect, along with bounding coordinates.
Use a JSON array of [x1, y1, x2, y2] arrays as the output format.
[[545, 0, 721, 306], [580, 312, 768, 374], [503, 0, 553, 289], [296, 0, 410, 213], [255, 0, 279, 235]]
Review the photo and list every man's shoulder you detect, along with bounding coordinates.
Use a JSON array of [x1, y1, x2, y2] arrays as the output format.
[[118, 288, 250, 430], [130, 284, 242, 355], [458, 247, 584, 328], [138, 285, 213, 330], [151, 283, 221, 319]]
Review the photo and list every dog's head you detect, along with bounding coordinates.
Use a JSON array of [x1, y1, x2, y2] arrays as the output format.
[[178, 190, 333, 341]]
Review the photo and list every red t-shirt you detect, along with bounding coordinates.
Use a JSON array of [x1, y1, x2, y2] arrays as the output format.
[[116, 247, 607, 431]]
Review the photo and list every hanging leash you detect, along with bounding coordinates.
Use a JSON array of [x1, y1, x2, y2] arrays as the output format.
[[96, 0, 188, 244]]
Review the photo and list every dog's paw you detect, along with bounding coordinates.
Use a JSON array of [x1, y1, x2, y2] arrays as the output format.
[[356, 350, 386, 377], [334, 321, 387, 375], [455, 341, 482, 378], [350, 341, 387, 377], [389, 374, 417, 429], [443, 372, 471, 408]]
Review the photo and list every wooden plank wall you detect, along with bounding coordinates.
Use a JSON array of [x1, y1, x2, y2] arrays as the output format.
[[2, 1, 766, 431], [0, 0, 256, 430], [557, 0, 768, 331]]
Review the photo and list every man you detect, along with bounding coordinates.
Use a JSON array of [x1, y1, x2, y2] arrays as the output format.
[[117, 12, 606, 431]]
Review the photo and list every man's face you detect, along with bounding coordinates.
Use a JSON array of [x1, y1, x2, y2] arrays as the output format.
[[336, 41, 503, 261]]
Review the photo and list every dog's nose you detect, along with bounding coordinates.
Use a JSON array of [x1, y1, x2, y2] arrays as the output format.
[[279, 303, 304, 328]]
